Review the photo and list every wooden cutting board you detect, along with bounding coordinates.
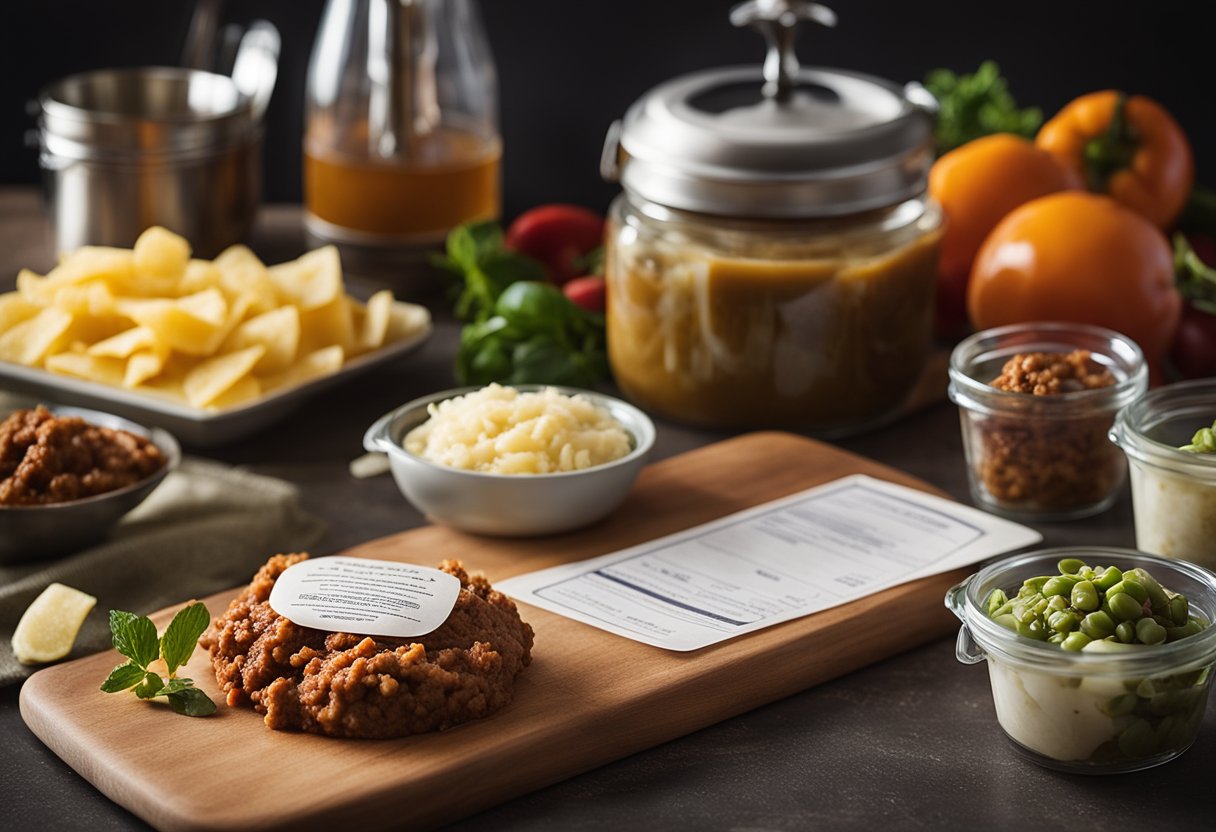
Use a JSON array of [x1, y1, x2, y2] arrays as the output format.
[[20, 432, 969, 832]]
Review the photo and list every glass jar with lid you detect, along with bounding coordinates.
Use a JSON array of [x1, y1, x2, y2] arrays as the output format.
[[602, 1, 942, 434]]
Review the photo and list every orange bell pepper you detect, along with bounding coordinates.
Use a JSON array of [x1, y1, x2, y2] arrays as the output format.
[[1036, 91, 1193, 229]]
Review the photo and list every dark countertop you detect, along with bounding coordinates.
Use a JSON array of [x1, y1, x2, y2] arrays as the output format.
[[0, 190, 1208, 830]]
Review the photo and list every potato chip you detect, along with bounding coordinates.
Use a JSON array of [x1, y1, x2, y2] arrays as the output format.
[[205, 374, 261, 410], [262, 344, 344, 392], [0, 292, 39, 331], [0, 307, 74, 365], [133, 226, 191, 278], [267, 246, 342, 310], [225, 305, 300, 374], [124, 349, 170, 388], [49, 246, 135, 288], [87, 326, 159, 359], [387, 301, 431, 342], [183, 345, 265, 407], [300, 293, 355, 355], [45, 352, 126, 387], [11, 583, 97, 665], [178, 259, 224, 296], [213, 245, 279, 314], [117, 288, 229, 355]]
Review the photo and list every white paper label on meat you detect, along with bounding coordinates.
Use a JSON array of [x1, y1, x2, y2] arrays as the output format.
[[268, 556, 460, 638]]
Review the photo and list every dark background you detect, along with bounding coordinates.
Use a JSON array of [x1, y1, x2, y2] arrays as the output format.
[[0, 0, 1211, 219]]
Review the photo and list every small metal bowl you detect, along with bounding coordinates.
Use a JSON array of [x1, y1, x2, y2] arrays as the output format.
[[364, 386, 656, 536], [0, 405, 181, 564]]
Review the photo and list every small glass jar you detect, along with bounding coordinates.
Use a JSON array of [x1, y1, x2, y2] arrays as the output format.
[[606, 194, 941, 432], [946, 547, 1216, 774], [601, 1, 941, 434], [1111, 379, 1216, 571], [948, 323, 1146, 521]]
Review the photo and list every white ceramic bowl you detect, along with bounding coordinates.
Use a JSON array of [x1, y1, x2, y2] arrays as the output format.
[[364, 385, 656, 536]]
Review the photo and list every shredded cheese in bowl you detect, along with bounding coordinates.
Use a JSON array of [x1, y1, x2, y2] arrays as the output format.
[[403, 384, 633, 475]]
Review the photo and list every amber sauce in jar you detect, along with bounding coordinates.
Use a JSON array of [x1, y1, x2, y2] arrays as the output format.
[[606, 196, 942, 431], [305, 121, 500, 240]]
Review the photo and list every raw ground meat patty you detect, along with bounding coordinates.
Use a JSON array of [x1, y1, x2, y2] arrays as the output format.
[[200, 554, 535, 738]]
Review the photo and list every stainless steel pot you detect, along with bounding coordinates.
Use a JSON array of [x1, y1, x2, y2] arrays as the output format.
[[35, 24, 278, 258]]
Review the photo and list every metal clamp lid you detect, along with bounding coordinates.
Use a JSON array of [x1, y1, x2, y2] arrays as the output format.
[[604, 3, 937, 218]]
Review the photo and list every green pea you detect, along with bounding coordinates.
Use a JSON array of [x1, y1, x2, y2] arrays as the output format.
[[1117, 718, 1157, 759], [1015, 618, 1049, 640], [1022, 576, 1052, 594], [1071, 580, 1100, 612], [1166, 620, 1202, 642], [1167, 596, 1189, 627], [1115, 620, 1137, 643], [1128, 569, 1169, 611], [1109, 592, 1145, 622], [1042, 575, 1081, 597], [1107, 580, 1149, 604], [990, 600, 1014, 618], [1136, 618, 1167, 645], [1093, 566, 1123, 592], [992, 613, 1017, 631], [1081, 611, 1116, 640], [1061, 631, 1092, 651], [1101, 693, 1139, 717], [1048, 610, 1078, 633], [1057, 558, 1086, 575], [986, 589, 1008, 616]]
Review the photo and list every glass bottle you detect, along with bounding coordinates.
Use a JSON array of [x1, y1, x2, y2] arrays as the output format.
[[304, 0, 500, 278]]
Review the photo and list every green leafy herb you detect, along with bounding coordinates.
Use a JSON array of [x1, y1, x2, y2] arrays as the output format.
[[99, 602, 216, 718], [923, 61, 1042, 156], [438, 221, 611, 388], [1173, 233, 1216, 315]]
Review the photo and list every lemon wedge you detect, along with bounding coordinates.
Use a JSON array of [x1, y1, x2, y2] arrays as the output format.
[[11, 583, 98, 664]]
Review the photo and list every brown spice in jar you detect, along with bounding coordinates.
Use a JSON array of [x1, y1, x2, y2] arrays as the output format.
[[977, 350, 1120, 511], [0, 406, 166, 506], [201, 554, 535, 738]]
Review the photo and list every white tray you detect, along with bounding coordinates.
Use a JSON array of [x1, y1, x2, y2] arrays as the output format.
[[0, 324, 432, 446]]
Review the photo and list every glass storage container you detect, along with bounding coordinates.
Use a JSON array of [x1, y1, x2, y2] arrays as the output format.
[[304, 0, 499, 275], [601, 1, 942, 433], [948, 322, 1146, 521], [1111, 379, 1216, 571], [946, 548, 1216, 774]]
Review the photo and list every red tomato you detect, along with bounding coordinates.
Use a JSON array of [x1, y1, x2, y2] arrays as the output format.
[[1170, 305, 1216, 379], [505, 205, 605, 285], [563, 275, 606, 313]]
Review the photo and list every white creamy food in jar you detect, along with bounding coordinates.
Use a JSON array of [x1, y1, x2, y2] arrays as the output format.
[[987, 660, 1119, 761], [1130, 466, 1216, 570]]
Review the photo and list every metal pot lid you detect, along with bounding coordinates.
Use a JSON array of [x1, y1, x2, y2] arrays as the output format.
[[603, 1, 938, 218]]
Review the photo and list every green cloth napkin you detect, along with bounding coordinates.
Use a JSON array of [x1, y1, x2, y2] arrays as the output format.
[[0, 457, 325, 686]]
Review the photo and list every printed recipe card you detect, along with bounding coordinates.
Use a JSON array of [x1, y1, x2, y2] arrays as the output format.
[[498, 474, 1042, 651]]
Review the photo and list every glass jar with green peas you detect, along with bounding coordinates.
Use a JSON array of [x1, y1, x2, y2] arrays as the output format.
[[946, 547, 1216, 774]]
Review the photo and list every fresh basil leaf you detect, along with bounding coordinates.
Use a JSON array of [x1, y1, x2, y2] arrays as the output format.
[[160, 602, 210, 676], [508, 337, 590, 386], [495, 281, 573, 337], [134, 672, 165, 700], [447, 220, 502, 269], [109, 610, 158, 669], [166, 687, 217, 717], [100, 662, 147, 693], [160, 678, 195, 695], [481, 251, 548, 293]]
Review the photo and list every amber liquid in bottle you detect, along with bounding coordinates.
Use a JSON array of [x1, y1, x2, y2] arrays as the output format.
[[305, 123, 501, 241]]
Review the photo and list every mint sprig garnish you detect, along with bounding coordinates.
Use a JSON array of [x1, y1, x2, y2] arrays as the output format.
[[99, 602, 216, 717]]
